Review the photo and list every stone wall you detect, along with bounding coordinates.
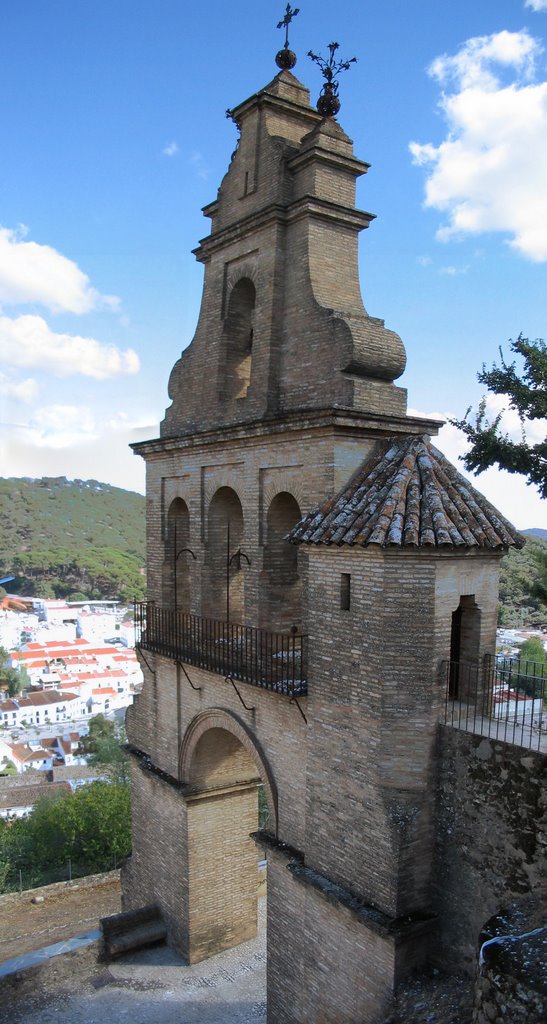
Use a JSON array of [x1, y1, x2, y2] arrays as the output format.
[[434, 727, 546, 975], [472, 926, 546, 1024]]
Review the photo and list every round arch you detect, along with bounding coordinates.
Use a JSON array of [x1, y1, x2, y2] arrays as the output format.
[[163, 497, 191, 610], [204, 486, 245, 622], [179, 708, 278, 836]]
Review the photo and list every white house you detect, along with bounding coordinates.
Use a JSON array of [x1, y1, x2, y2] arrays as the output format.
[[0, 689, 81, 729]]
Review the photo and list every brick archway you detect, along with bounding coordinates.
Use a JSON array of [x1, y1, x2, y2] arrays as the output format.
[[179, 708, 278, 835]]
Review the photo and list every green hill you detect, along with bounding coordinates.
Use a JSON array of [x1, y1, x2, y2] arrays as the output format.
[[0, 477, 145, 603], [498, 533, 546, 629]]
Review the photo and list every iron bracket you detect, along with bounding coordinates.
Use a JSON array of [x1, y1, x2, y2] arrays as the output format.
[[178, 661, 202, 692], [136, 646, 156, 676], [225, 674, 255, 713], [290, 697, 308, 723]]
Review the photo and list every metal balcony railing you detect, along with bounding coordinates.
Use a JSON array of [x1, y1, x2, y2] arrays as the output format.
[[134, 602, 308, 698], [441, 655, 546, 752]]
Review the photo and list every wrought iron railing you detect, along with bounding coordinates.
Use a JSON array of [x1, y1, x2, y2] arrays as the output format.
[[134, 602, 307, 698], [441, 654, 546, 752]]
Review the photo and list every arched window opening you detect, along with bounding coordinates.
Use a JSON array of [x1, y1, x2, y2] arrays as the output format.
[[223, 278, 255, 402], [260, 492, 302, 632], [162, 498, 192, 612], [204, 487, 246, 622], [449, 594, 481, 700]]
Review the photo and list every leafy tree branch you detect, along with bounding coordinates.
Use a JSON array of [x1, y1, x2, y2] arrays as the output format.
[[450, 336, 547, 498]]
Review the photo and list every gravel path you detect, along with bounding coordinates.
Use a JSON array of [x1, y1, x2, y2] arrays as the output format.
[[1, 898, 266, 1024]]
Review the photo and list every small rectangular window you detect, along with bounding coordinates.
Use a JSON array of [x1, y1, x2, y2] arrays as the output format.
[[340, 573, 351, 611]]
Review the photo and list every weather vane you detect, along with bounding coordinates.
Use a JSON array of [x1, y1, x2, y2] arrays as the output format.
[[307, 41, 357, 117], [275, 3, 299, 71]]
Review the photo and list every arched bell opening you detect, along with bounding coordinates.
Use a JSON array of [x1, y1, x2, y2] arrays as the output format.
[[203, 486, 246, 623], [162, 498, 192, 612], [222, 278, 255, 402], [260, 491, 302, 632]]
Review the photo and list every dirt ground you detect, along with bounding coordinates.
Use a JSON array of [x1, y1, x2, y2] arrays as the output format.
[[0, 876, 475, 1024], [0, 872, 121, 962], [0, 886, 267, 1024]]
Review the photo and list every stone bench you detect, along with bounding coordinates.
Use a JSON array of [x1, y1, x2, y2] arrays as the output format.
[[100, 903, 166, 959]]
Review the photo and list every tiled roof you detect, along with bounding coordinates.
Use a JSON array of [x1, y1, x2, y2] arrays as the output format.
[[7, 743, 52, 763], [289, 436, 525, 550], [0, 690, 79, 713], [0, 781, 71, 811]]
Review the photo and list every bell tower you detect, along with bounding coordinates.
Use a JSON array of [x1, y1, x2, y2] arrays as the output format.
[[124, 11, 523, 1024], [163, 67, 408, 438]]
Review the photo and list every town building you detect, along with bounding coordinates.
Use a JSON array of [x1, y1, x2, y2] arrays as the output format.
[[0, 778, 71, 820]]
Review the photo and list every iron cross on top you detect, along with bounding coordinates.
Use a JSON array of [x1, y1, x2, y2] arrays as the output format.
[[277, 3, 299, 48]]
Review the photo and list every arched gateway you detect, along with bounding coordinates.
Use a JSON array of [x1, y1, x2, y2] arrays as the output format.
[[123, 34, 523, 1024]]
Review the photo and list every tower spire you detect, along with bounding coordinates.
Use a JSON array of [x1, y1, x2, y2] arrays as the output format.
[[275, 3, 299, 70]]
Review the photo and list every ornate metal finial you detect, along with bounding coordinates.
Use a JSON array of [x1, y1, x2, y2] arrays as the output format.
[[307, 41, 357, 117], [275, 3, 299, 71]]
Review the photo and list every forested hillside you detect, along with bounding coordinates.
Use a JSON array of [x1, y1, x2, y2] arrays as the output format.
[[0, 477, 145, 603], [498, 533, 546, 628]]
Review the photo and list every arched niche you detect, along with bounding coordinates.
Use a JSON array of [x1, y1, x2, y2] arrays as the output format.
[[203, 486, 245, 623], [222, 278, 255, 402], [162, 498, 192, 611], [260, 491, 302, 632], [178, 709, 277, 962], [449, 594, 482, 701]]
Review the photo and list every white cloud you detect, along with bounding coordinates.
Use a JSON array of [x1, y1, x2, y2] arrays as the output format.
[[163, 141, 179, 156], [525, 1, 547, 12], [0, 314, 140, 379], [408, 406, 547, 529], [439, 264, 469, 275], [18, 404, 99, 449], [0, 416, 154, 494], [189, 151, 210, 180], [410, 30, 547, 261], [0, 374, 39, 403], [0, 225, 119, 313]]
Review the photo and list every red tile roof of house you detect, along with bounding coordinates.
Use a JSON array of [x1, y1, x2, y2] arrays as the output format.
[[7, 743, 53, 763], [0, 781, 71, 811]]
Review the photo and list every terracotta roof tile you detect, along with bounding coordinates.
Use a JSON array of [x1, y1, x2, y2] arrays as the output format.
[[288, 436, 525, 550], [0, 782, 71, 811]]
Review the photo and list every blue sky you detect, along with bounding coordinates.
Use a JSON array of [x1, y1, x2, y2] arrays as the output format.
[[1, 0, 546, 528]]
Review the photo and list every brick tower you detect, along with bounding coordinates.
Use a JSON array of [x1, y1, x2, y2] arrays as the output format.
[[123, 45, 522, 1024]]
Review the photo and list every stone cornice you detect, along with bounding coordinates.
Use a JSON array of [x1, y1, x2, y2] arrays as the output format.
[[194, 195, 374, 262], [229, 83, 321, 131], [131, 407, 443, 459], [287, 145, 370, 179]]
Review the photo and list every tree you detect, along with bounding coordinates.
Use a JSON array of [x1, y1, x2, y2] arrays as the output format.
[[0, 781, 132, 890], [0, 647, 29, 697], [88, 733, 130, 784], [78, 713, 116, 755], [513, 636, 546, 698], [451, 336, 547, 498], [79, 713, 130, 783], [518, 636, 546, 665]]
